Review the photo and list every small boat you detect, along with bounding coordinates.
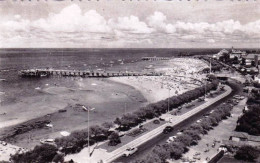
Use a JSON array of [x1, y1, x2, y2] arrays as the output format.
[[40, 74, 48, 77], [145, 65, 153, 69]]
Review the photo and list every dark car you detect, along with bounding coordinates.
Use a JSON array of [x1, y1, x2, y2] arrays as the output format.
[[163, 126, 174, 134], [153, 119, 160, 124]]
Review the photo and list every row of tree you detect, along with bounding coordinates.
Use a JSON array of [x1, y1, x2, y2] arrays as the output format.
[[198, 56, 224, 72], [234, 145, 260, 162], [10, 144, 64, 163], [10, 79, 219, 162], [236, 105, 260, 136], [135, 103, 233, 163], [235, 88, 260, 136], [114, 79, 219, 131]]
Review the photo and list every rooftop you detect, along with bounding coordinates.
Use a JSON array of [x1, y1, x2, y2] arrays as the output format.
[[231, 131, 260, 142], [245, 53, 260, 59]]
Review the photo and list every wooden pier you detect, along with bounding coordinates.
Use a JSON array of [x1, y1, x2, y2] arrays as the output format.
[[18, 69, 164, 78], [142, 57, 171, 61]]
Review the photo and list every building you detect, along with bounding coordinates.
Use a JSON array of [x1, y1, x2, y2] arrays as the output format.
[[213, 49, 229, 60], [243, 53, 260, 67], [229, 48, 246, 59], [222, 131, 260, 147], [229, 132, 260, 143], [254, 74, 260, 83]]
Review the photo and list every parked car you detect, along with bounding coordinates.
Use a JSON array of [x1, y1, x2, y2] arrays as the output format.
[[159, 117, 165, 121], [0, 141, 7, 146], [123, 147, 138, 157], [166, 136, 177, 143], [163, 126, 174, 134], [40, 139, 56, 146], [196, 119, 202, 123], [153, 119, 160, 124]]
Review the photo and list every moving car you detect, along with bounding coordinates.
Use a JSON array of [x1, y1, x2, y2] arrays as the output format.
[[123, 147, 138, 157], [163, 126, 174, 134]]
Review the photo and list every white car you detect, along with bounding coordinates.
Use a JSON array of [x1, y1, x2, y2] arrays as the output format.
[[166, 136, 177, 143], [196, 119, 202, 123], [123, 147, 138, 157], [40, 139, 56, 146]]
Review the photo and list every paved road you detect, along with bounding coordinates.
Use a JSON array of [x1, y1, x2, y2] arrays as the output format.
[[106, 84, 235, 162], [114, 80, 242, 163]]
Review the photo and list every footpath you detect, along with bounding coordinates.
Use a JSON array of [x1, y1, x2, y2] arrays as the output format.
[[65, 85, 232, 163]]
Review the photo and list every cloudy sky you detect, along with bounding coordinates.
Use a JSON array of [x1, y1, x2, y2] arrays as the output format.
[[0, 1, 259, 48]]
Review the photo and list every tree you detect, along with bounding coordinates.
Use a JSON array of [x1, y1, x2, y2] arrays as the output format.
[[89, 125, 108, 142], [114, 117, 122, 126], [102, 122, 114, 129], [152, 145, 170, 162], [200, 120, 212, 131], [206, 116, 218, 126], [168, 142, 185, 160], [234, 146, 260, 162], [108, 132, 121, 146], [183, 129, 201, 141], [11, 144, 58, 163], [236, 105, 260, 136], [175, 134, 193, 146], [143, 153, 164, 163], [189, 124, 204, 135], [52, 153, 65, 163]]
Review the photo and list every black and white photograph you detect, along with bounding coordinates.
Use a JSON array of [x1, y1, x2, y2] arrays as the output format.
[[0, 0, 260, 163]]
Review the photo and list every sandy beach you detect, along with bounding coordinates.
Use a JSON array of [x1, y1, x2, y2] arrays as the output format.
[[111, 58, 208, 103]]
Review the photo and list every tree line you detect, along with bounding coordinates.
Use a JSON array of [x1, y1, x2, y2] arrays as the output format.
[[236, 89, 260, 136], [198, 56, 224, 73], [134, 103, 233, 163]]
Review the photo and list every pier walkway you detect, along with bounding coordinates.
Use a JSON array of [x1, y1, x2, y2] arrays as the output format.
[[18, 69, 164, 78], [142, 57, 171, 61]]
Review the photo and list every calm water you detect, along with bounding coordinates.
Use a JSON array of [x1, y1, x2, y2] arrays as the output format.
[[0, 48, 220, 105]]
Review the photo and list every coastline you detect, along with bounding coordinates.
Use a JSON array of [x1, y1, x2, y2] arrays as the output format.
[[0, 57, 208, 150]]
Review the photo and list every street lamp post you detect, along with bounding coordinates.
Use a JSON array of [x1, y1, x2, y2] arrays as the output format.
[[168, 87, 170, 112], [82, 106, 95, 160], [204, 80, 206, 99]]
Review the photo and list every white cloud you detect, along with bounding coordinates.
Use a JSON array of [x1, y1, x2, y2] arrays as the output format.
[[181, 35, 197, 40], [147, 11, 176, 33], [108, 15, 153, 34], [32, 4, 111, 33], [207, 39, 215, 43], [0, 4, 259, 48]]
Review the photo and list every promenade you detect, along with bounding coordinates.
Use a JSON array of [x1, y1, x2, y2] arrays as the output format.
[[65, 85, 232, 163]]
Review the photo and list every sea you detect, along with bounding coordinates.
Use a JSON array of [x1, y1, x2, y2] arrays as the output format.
[[0, 48, 220, 106]]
